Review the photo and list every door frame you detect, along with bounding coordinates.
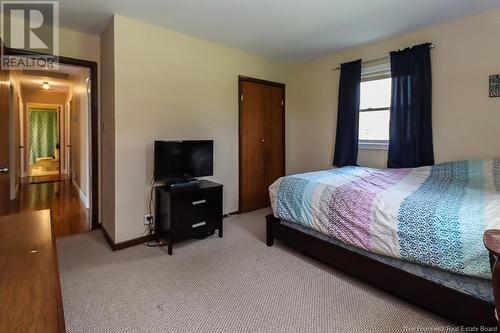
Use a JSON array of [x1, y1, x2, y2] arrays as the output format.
[[238, 75, 286, 213], [8, 83, 15, 199], [6, 47, 99, 230]]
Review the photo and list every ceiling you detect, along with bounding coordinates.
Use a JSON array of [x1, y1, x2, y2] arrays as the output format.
[[58, 0, 500, 63], [18, 64, 86, 93]]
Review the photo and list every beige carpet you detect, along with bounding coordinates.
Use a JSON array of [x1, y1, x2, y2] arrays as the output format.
[[57, 208, 451, 333]]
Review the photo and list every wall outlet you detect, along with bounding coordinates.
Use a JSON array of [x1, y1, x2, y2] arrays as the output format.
[[144, 214, 153, 225]]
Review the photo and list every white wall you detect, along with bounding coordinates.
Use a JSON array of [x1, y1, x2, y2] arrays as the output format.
[[100, 17, 116, 240], [57, 26, 101, 218], [108, 15, 290, 243], [70, 69, 91, 205], [288, 9, 500, 172]]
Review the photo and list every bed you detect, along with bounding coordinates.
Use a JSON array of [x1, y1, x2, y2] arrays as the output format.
[[266, 159, 500, 326]]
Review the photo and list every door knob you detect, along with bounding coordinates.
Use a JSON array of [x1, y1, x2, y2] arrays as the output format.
[[0, 167, 8, 174], [261, 139, 266, 143]]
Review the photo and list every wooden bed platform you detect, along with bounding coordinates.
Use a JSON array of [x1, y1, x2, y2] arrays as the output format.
[[266, 214, 498, 327]]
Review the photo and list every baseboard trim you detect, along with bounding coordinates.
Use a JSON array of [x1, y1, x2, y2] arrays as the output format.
[[114, 235, 153, 251], [224, 211, 240, 218], [72, 178, 89, 209], [100, 225, 153, 251], [100, 225, 115, 250], [101, 212, 234, 251]]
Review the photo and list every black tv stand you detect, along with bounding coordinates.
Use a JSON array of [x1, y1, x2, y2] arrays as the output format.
[[155, 180, 223, 255]]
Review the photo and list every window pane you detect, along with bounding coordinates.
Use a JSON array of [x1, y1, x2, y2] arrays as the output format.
[[360, 78, 391, 109], [359, 110, 390, 141]]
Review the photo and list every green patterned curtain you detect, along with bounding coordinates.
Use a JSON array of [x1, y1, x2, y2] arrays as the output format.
[[29, 109, 58, 165]]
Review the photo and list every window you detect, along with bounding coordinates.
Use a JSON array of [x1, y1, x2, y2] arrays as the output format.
[[359, 63, 391, 149]]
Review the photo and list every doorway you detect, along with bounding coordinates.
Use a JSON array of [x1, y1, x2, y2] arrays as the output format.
[[239, 76, 285, 213], [27, 104, 61, 177], [0, 48, 99, 233]]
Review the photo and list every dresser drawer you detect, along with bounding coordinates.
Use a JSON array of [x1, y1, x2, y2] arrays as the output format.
[[175, 188, 222, 218], [170, 212, 220, 241]]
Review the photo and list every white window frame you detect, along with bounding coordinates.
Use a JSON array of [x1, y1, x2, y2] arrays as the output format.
[[359, 62, 391, 150]]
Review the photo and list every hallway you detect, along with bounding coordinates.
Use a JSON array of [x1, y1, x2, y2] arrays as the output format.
[[0, 63, 94, 240], [4, 177, 90, 239]]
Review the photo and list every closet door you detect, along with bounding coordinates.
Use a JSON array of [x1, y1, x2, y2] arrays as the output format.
[[263, 85, 285, 196], [240, 77, 285, 213]]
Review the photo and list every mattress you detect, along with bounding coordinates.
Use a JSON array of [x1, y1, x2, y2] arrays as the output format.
[[270, 159, 500, 279]]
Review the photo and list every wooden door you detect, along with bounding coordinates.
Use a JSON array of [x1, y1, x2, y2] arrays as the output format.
[[240, 77, 285, 213], [0, 68, 11, 214]]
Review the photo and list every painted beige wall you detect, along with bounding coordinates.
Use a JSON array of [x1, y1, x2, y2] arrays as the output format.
[[110, 15, 290, 242], [58, 27, 101, 220], [21, 88, 68, 105], [3, 15, 100, 63], [59, 28, 100, 64], [100, 17, 116, 240], [288, 9, 500, 172], [70, 69, 91, 203]]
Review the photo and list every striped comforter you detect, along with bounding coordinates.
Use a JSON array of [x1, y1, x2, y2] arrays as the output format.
[[270, 160, 500, 279]]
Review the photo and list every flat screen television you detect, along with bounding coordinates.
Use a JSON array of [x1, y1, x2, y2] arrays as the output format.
[[154, 140, 213, 181]]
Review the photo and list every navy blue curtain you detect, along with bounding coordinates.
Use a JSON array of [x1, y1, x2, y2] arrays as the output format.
[[388, 43, 434, 168], [333, 59, 361, 167]]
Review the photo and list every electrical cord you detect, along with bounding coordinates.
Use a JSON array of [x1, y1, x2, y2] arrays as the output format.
[[143, 175, 164, 247]]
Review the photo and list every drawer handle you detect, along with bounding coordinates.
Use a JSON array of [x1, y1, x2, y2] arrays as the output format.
[[192, 221, 206, 229], [192, 199, 206, 206]]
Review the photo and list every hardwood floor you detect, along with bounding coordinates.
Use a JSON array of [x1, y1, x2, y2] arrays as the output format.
[[1, 177, 90, 239], [24, 174, 66, 184]]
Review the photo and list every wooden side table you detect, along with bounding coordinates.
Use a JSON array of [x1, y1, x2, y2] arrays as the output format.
[[483, 230, 500, 323]]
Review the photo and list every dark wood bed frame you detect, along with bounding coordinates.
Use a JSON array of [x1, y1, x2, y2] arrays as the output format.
[[266, 214, 499, 327]]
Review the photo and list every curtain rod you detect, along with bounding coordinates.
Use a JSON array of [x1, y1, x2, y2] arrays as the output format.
[[332, 43, 435, 71]]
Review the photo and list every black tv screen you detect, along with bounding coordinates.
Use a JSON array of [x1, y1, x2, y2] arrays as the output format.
[[154, 140, 213, 181]]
